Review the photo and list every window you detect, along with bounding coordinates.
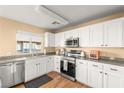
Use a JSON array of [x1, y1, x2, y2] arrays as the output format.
[[31, 42, 41, 52], [16, 31, 42, 53]]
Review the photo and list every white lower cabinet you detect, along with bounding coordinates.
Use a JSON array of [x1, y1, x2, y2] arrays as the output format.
[[46, 56, 54, 73], [25, 59, 38, 82], [38, 57, 47, 77], [87, 61, 124, 88], [76, 59, 88, 85], [87, 62, 103, 88], [103, 64, 124, 88], [25, 56, 58, 82], [54, 56, 61, 73], [103, 72, 124, 88], [25, 57, 47, 82]]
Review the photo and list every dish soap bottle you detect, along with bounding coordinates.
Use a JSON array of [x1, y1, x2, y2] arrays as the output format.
[[43, 49, 46, 55]]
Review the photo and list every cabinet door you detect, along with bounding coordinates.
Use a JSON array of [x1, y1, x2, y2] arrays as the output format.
[[104, 18, 123, 47], [70, 29, 79, 38], [104, 72, 124, 88], [64, 31, 71, 40], [25, 59, 37, 82], [45, 32, 55, 47], [46, 57, 54, 73], [76, 60, 88, 84], [38, 58, 47, 76], [55, 33, 59, 47], [0, 63, 14, 88], [55, 33, 61, 47], [54, 56, 60, 73], [88, 69, 103, 88], [60, 32, 65, 47], [55, 32, 65, 47], [79, 27, 90, 47], [90, 23, 104, 47]]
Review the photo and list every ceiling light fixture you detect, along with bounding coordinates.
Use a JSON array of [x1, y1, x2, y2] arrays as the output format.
[[35, 5, 69, 25]]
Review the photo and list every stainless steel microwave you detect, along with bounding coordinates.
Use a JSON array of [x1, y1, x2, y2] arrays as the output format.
[[65, 37, 79, 47]]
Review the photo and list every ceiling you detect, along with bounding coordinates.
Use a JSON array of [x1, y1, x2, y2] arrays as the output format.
[[0, 5, 124, 31]]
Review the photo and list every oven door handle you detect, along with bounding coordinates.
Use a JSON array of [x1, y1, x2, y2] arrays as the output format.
[[68, 61, 75, 64]]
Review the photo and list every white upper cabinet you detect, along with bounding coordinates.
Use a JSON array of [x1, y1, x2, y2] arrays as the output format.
[[89, 17, 124, 47], [70, 29, 79, 38], [79, 26, 90, 47], [45, 32, 55, 47], [64, 31, 71, 40], [55, 33, 60, 47], [16, 31, 31, 41], [55, 32, 65, 47], [90, 23, 104, 47], [54, 17, 124, 48], [16, 31, 41, 42], [64, 29, 79, 39], [104, 18, 124, 47], [31, 34, 41, 42]]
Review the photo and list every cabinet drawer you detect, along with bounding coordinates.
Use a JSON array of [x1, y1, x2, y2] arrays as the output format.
[[88, 61, 103, 70], [54, 62, 60, 67], [54, 68, 60, 73], [104, 64, 124, 75], [54, 59, 60, 62], [76, 59, 87, 66]]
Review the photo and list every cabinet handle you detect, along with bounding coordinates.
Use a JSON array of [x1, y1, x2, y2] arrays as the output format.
[[101, 44, 104, 46], [100, 71, 103, 74], [1, 64, 11, 66], [11, 65, 13, 74], [105, 73, 107, 75], [79, 62, 84, 64], [93, 64, 98, 67], [14, 64, 16, 72], [110, 68, 118, 71], [105, 44, 108, 46]]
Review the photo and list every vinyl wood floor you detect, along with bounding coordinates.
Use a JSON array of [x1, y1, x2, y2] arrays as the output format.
[[14, 71, 90, 88]]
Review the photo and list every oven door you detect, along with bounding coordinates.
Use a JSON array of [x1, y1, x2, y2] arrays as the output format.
[[60, 59, 75, 78]]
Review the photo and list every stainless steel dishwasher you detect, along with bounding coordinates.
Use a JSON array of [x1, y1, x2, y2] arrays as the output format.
[[0, 63, 14, 88], [0, 61, 25, 88], [14, 61, 25, 85]]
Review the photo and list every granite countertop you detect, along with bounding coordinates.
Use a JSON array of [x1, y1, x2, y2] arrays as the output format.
[[0, 53, 124, 67], [77, 57, 124, 67], [0, 53, 55, 65]]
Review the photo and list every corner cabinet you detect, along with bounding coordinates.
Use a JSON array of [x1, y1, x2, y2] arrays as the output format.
[[45, 32, 55, 47]]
